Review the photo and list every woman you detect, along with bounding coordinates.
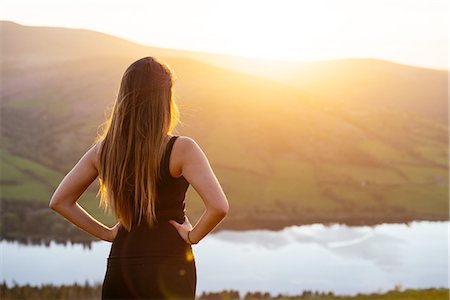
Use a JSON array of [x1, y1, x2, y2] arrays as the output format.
[[49, 56, 230, 299]]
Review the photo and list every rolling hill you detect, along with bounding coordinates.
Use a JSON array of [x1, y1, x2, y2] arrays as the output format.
[[0, 21, 448, 241]]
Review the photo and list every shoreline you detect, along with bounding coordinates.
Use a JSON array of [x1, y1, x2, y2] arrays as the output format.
[[0, 281, 448, 300], [1, 215, 448, 246], [1, 198, 448, 245], [214, 212, 449, 232]]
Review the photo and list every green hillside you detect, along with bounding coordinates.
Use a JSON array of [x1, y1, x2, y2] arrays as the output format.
[[0, 21, 448, 241]]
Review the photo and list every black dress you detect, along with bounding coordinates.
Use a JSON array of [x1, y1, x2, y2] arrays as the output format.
[[102, 135, 197, 300]]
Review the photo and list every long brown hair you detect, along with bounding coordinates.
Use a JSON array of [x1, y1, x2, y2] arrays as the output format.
[[93, 56, 180, 232]]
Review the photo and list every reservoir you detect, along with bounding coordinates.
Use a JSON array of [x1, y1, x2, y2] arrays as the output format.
[[1, 220, 448, 297]]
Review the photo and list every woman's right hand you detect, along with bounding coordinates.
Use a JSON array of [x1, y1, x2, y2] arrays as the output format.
[[168, 216, 196, 244]]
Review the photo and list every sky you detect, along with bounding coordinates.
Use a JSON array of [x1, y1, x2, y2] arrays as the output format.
[[1, 0, 448, 70]]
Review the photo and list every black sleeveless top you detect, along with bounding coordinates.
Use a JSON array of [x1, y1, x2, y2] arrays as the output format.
[[108, 135, 192, 259]]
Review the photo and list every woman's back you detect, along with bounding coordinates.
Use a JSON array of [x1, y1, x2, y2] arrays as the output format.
[[102, 135, 197, 299], [50, 57, 228, 300]]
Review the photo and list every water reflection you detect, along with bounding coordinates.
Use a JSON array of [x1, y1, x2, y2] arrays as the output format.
[[211, 222, 430, 269], [1, 221, 448, 297], [193, 221, 448, 295]]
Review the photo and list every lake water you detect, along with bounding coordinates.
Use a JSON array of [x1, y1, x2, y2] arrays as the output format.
[[1, 220, 448, 297]]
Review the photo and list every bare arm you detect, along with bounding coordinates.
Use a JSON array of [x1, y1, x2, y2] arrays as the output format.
[[49, 144, 118, 242], [169, 137, 229, 244]]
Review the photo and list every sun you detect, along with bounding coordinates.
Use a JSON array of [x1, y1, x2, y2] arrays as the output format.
[[197, 0, 340, 62]]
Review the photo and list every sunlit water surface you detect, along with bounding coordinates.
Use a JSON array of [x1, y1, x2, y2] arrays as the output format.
[[1, 221, 448, 297]]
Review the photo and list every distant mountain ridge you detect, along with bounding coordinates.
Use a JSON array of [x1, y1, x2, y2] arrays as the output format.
[[2, 20, 446, 122]]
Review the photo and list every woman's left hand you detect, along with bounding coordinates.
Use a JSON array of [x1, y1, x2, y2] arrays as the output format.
[[105, 222, 121, 243]]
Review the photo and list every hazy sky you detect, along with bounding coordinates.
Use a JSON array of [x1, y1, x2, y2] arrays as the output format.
[[1, 0, 448, 70]]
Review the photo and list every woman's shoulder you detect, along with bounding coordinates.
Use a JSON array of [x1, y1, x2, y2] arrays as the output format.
[[173, 135, 203, 153], [90, 141, 103, 171], [172, 135, 210, 172]]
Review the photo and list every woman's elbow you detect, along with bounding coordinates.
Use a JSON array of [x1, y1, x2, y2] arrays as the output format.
[[49, 198, 64, 211], [49, 198, 57, 210], [213, 202, 229, 216]]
